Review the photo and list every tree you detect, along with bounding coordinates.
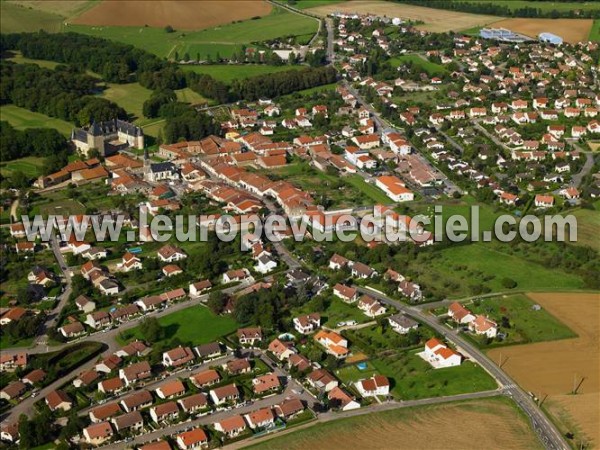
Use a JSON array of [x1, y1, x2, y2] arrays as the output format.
[[164, 25, 175, 33], [139, 317, 164, 343], [207, 291, 227, 314]]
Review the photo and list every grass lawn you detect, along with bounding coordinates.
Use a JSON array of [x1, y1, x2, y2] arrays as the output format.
[[389, 54, 446, 76], [0, 105, 74, 136], [6, 53, 61, 70], [0, 156, 46, 178], [295, 298, 371, 328], [293, 0, 345, 9], [344, 175, 394, 205], [279, 82, 337, 98], [459, 1, 600, 12], [117, 305, 238, 346], [466, 294, 576, 346], [99, 82, 153, 122], [140, 119, 166, 139], [591, 19, 600, 42], [371, 351, 497, 400], [0, 1, 65, 33], [39, 198, 85, 217], [181, 64, 299, 84], [68, 6, 318, 59], [570, 202, 600, 252], [175, 87, 209, 106]]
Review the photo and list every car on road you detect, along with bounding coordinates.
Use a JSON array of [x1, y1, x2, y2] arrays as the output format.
[[346, 320, 357, 326], [337, 321, 346, 327]]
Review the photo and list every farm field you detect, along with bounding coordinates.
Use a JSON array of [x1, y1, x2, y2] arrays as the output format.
[[0, 156, 45, 179], [488, 293, 599, 448], [68, 6, 318, 59], [117, 304, 238, 346], [389, 54, 447, 76], [99, 82, 153, 121], [175, 88, 209, 106], [0, 0, 96, 33], [292, 0, 346, 9], [0, 105, 74, 136], [491, 18, 593, 43], [571, 202, 600, 252], [181, 64, 298, 84], [458, 1, 600, 13], [465, 294, 576, 346], [72, 0, 272, 29], [247, 397, 542, 450], [307, 1, 501, 32], [6, 53, 60, 70]]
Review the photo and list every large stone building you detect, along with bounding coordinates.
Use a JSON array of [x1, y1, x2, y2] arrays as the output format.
[[71, 119, 144, 157]]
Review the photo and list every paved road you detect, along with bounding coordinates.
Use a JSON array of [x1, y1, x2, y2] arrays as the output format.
[[355, 286, 569, 450], [571, 150, 595, 188], [474, 121, 512, 152]]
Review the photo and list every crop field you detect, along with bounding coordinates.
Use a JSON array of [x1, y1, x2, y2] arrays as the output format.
[[0, 156, 45, 179], [1, 0, 95, 33], [389, 54, 447, 76], [487, 293, 599, 447], [72, 0, 272, 29], [247, 397, 542, 450], [117, 304, 238, 346], [491, 18, 593, 43], [292, 0, 346, 9], [307, 1, 501, 32], [68, 6, 318, 59], [181, 64, 298, 84], [99, 82, 153, 121], [571, 202, 600, 252], [591, 20, 600, 41], [458, 1, 600, 13], [0, 105, 73, 136]]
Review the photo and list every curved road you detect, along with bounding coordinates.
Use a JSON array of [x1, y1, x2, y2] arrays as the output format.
[[356, 286, 569, 450]]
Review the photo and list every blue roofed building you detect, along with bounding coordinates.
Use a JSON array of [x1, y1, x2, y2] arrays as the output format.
[[539, 32, 563, 45]]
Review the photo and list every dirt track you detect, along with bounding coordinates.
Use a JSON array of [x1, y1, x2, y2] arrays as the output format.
[[72, 0, 272, 30], [488, 292, 600, 447]]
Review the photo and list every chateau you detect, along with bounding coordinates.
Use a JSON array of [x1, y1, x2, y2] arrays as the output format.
[[71, 119, 144, 157]]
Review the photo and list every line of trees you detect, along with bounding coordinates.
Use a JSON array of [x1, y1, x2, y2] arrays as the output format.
[[395, 0, 600, 19]]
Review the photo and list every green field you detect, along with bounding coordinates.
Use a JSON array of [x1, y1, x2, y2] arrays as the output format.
[[0, 156, 45, 178], [465, 294, 576, 346], [0, 0, 96, 33], [181, 64, 299, 83], [175, 87, 209, 105], [337, 351, 497, 400], [294, 297, 372, 328], [291, 0, 345, 9], [0, 104, 74, 136], [590, 19, 600, 42], [67, 6, 318, 59], [571, 202, 600, 251], [6, 53, 61, 69], [118, 305, 238, 346], [345, 175, 395, 205], [389, 54, 446, 76], [99, 82, 153, 121]]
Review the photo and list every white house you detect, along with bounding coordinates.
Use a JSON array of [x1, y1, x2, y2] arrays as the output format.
[[469, 315, 498, 338], [375, 175, 414, 202], [355, 375, 390, 397], [421, 338, 461, 368], [388, 314, 418, 334]]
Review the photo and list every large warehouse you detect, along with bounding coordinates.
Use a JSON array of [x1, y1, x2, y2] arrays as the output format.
[[539, 32, 563, 45]]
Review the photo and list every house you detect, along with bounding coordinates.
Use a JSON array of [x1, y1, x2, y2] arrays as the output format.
[[177, 393, 208, 414], [157, 244, 187, 263], [95, 354, 122, 373], [59, 321, 86, 339], [112, 410, 144, 434], [150, 401, 179, 423], [307, 368, 338, 392], [560, 187, 580, 199], [75, 295, 96, 313], [226, 358, 252, 375], [9, 223, 26, 238], [120, 252, 142, 272], [268, 339, 296, 360], [398, 280, 423, 302], [328, 386, 360, 411], [22, 369, 46, 385], [0, 352, 27, 372], [333, 283, 358, 303], [357, 295, 387, 317], [274, 397, 304, 419], [355, 375, 390, 397], [0, 381, 26, 400], [469, 315, 498, 338], [145, 162, 179, 182], [223, 268, 250, 283], [45, 390, 73, 412], [190, 369, 221, 389], [352, 134, 380, 150], [119, 361, 152, 386], [329, 253, 350, 270], [237, 327, 262, 345], [0, 307, 27, 325], [83, 422, 114, 446], [156, 380, 186, 399], [214, 415, 247, 438], [255, 254, 277, 274], [176, 428, 208, 449], [252, 373, 281, 395], [293, 313, 321, 334], [375, 175, 414, 202], [447, 302, 475, 324], [422, 338, 461, 368], [140, 441, 172, 450], [82, 247, 108, 260], [121, 390, 153, 412], [245, 408, 275, 429], [86, 311, 111, 329], [89, 403, 122, 423], [209, 383, 240, 405], [73, 370, 99, 388], [15, 241, 35, 253], [115, 340, 150, 359], [388, 314, 418, 334], [351, 262, 377, 279], [162, 264, 183, 278], [163, 346, 195, 367], [314, 330, 348, 359], [189, 280, 212, 297], [288, 353, 311, 373], [98, 377, 124, 395], [534, 194, 555, 208], [193, 342, 223, 360]]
